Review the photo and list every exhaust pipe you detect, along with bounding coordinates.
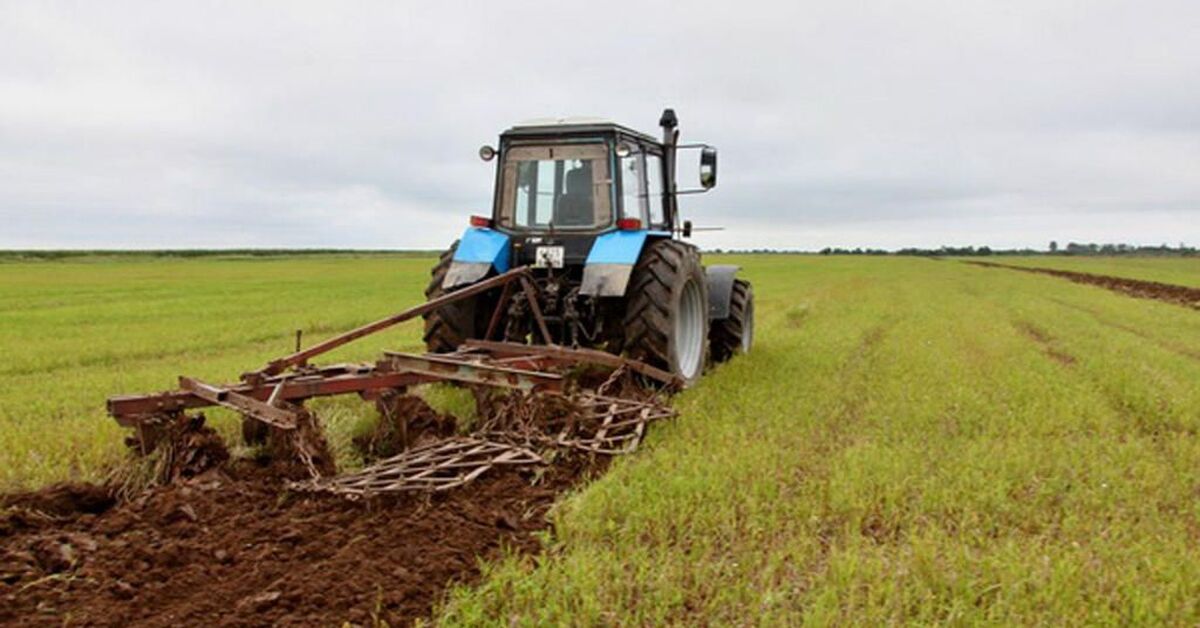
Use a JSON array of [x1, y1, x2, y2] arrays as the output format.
[[659, 108, 680, 220]]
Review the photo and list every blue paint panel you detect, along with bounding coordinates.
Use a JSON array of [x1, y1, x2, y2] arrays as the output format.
[[453, 227, 510, 272], [585, 230, 649, 265]]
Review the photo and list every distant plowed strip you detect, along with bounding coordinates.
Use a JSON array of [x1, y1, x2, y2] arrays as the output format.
[[966, 261, 1200, 310]]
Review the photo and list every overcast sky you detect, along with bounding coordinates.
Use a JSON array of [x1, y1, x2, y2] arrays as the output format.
[[2, 1, 1198, 251]]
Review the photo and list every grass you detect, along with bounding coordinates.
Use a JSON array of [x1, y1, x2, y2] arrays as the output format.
[[0, 254, 437, 489], [993, 256, 1200, 288], [437, 255, 1200, 624], [3, 253, 1199, 623]]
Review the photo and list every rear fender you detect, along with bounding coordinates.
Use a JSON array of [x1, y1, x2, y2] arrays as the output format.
[[444, 227, 511, 289], [580, 230, 656, 297], [705, 265, 741, 319]]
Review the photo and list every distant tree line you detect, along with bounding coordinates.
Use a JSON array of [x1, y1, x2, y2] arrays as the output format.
[[0, 249, 434, 262], [812, 242, 1196, 257], [707, 242, 1196, 256], [1048, 241, 1197, 256]]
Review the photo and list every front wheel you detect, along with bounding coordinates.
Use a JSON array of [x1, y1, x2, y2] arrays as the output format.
[[621, 240, 709, 386]]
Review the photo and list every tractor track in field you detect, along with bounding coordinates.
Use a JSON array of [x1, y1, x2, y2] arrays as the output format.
[[1012, 320, 1077, 366], [963, 261, 1200, 311], [1047, 297, 1200, 362], [0, 455, 602, 626]]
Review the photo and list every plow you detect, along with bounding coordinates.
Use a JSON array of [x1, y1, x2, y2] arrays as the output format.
[[106, 266, 680, 495]]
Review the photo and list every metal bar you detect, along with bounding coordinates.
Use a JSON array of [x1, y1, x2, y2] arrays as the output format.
[[250, 266, 531, 379], [517, 275, 554, 345], [460, 339, 681, 387], [109, 368, 432, 423], [484, 280, 515, 341], [382, 351, 564, 392], [179, 377, 298, 429]]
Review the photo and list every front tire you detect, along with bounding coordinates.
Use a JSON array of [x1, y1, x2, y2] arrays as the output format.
[[621, 240, 709, 386]]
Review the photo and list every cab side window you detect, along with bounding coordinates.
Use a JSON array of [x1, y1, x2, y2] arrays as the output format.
[[619, 151, 646, 223], [645, 153, 665, 228]]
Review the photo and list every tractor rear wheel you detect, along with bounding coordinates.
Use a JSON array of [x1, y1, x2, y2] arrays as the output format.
[[709, 279, 754, 362], [621, 240, 709, 386], [423, 242, 480, 353]]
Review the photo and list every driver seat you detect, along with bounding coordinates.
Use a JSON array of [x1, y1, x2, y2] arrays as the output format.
[[556, 165, 594, 226]]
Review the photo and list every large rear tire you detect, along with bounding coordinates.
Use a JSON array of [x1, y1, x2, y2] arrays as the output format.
[[710, 279, 754, 362], [621, 240, 709, 386], [423, 242, 480, 353]]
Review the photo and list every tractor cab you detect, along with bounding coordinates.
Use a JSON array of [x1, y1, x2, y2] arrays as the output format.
[[474, 114, 717, 269]]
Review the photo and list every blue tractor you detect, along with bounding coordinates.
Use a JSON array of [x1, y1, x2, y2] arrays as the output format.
[[424, 109, 753, 386]]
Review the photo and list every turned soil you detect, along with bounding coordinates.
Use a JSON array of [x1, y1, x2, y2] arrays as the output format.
[[0, 456, 598, 626], [965, 261, 1200, 310]]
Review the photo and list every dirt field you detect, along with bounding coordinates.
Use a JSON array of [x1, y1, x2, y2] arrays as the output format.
[[1, 456, 598, 626], [994, 255, 1200, 289]]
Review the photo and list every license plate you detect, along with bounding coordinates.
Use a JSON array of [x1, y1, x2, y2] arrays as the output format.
[[534, 246, 564, 268]]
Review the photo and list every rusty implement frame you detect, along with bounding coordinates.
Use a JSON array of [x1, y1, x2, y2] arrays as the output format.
[[460, 340, 682, 389], [107, 364, 433, 428], [178, 377, 299, 429], [106, 265, 673, 451], [246, 266, 537, 381], [382, 352, 563, 392]]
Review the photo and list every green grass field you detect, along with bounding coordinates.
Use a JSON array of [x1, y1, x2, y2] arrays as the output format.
[[994, 256, 1200, 288], [3, 254, 1199, 623], [0, 254, 439, 489]]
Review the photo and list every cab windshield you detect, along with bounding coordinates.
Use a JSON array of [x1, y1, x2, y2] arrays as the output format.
[[498, 143, 612, 230]]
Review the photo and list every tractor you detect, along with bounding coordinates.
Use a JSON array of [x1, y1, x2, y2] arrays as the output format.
[[106, 109, 749, 487], [424, 109, 753, 385]]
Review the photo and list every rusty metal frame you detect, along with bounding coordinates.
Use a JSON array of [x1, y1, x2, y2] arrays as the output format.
[[460, 339, 681, 388], [106, 263, 678, 452], [382, 351, 564, 392], [108, 364, 433, 426], [516, 275, 555, 345], [247, 266, 533, 381], [179, 377, 299, 429]]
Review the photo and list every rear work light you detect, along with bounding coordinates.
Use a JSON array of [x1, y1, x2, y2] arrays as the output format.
[[617, 218, 642, 231], [470, 215, 493, 228]]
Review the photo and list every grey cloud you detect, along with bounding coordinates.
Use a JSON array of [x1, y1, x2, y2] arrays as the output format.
[[1, 1, 1198, 250]]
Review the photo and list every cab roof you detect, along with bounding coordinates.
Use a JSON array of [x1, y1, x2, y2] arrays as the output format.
[[503, 116, 657, 143]]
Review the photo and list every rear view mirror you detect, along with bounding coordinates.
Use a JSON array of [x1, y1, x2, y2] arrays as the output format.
[[700, 147, 717, 189]]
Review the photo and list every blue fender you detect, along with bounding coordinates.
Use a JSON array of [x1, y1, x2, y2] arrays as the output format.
[[580, 230, 657, 297], [443, 227, 510, 289]]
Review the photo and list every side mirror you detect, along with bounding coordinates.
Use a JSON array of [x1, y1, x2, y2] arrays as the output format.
[[479, 145, 497, 161], [699, 147, 717, 189]]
